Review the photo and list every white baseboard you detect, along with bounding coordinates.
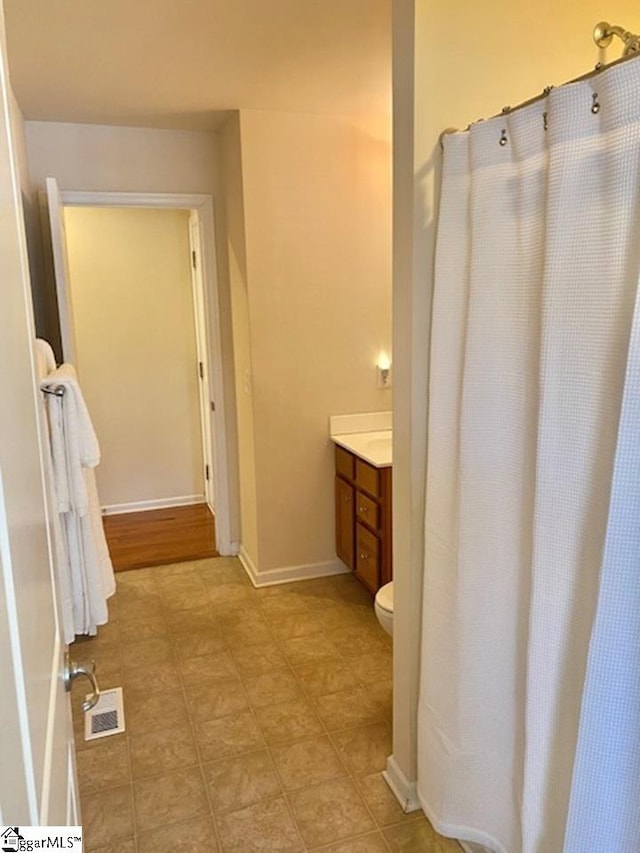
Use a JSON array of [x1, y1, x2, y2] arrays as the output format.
[[238, 547, 349, 588], [382, 755, 421, 813], [101, 495, 205, 515]]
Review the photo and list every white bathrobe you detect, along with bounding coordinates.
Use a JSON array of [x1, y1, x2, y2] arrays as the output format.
[[40, 359, 115, 641]]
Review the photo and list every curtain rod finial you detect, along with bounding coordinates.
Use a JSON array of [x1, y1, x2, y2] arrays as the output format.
[[594, 22, 614, 49]]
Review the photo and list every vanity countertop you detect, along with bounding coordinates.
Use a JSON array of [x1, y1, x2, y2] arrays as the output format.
[[331, 430, 392, 468]]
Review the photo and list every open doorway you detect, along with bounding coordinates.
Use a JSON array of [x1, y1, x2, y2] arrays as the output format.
[[45, 188, 234, 567]]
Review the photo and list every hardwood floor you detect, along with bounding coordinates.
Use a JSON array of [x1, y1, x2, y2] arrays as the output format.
[[103, 503, 218, 572]]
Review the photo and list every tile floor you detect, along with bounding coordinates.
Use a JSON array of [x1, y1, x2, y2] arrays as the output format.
[[71, 557, 462, 852]]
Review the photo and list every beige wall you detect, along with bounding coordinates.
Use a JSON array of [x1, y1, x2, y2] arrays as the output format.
[[25, 121, 220, 195], [222, 108, 392, 574], [391, 0, 640, 801], [64, 206, 203, 509], [219, 114, 259, 563]]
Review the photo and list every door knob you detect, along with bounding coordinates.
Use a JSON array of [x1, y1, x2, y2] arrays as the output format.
[[63, 651, 100, 712]]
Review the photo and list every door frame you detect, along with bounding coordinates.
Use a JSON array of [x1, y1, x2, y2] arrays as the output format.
[[188, 211, 215, 510], [58, 190, 235, 556]]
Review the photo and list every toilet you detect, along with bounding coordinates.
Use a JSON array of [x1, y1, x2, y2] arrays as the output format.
[[374, 581, 393, 637]]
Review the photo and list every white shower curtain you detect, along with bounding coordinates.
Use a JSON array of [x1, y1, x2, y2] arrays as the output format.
[[418, 57, 640, 853]]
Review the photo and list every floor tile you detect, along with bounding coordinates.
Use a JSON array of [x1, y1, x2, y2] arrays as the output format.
[[76, 737, 130, 793], [154, 560, 202, 577], [254, 697, 324, 745], [331, 626, 391, 659], [77, 558, 400, 852], [116, 566, 158, 587], [216, 796, 303, 853], [181, 650, 238, 685], [320, 604, 374, 632], [194, 709, 265, 762], [133, 767, 209, 833], [243, 669, 303, 708], [280, 632, 340, 667], [330, 722, 392, 777], [271, 734, 346, 791], [349, 651, 394, 685], [268, 610, 327, 641], [293, 657, 358, 697], [319, 832, 391, 853], [383, 818, 463, 852], [81, 784, 134, 849], [229, 641, 288, 676], [118, 598, 163, 623], [172, 628, 227, 661], [129, 720, 198, 778], [137, 816, 219, 853], [215, 611, 274, 645], [167, 605, 218, 634], [119, 613, 168, 642], [206, 583, 255, 606], [368, 679, 393, 721], [289, 778, 375, 848], [121, 636, 174, 668], [259, 592, 311, 619], [196, 557, 246, 579], [185, 676, 249, 722], [161, 586, 210, 613], [122, 658, 181, 696], [87, 840, 136, 853], [203, 749, 282, 813], [157, 573, 207, 596], [124, 688, 190, 734], [316, 686, 385, 731], [357, 773, 424, 828]]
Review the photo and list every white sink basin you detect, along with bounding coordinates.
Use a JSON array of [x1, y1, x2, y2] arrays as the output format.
[[331, 430, 392, 467]]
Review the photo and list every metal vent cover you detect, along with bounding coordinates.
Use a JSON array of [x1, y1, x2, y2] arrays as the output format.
[[83, 687, 125, 741]]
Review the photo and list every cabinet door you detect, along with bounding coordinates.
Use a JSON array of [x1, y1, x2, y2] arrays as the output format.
[[356, 524, 380, 594], [335, 476, 355, 569]]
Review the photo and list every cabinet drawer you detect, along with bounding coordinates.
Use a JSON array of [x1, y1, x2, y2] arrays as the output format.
[[356, 491, 379, 531], [356, 525, 380, 594], [335, 445, 355, 480], [355, 458, 380, 497]]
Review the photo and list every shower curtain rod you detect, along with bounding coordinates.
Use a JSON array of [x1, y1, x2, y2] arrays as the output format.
[[440, 21, 640, 146]]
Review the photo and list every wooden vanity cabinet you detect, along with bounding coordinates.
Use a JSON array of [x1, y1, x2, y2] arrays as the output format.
[[334, 445, 392, 594]]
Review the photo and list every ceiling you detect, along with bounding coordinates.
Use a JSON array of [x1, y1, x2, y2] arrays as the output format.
[[3, 0, 391, 133]]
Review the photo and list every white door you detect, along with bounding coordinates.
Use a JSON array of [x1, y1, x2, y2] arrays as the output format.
[[0, 8, 78, 828], [189, 211, 215, 510], [45, 176, 77, 363]]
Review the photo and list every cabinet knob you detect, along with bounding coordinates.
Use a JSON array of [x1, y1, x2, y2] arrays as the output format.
[[360, 553, 367, 561], [344, 495, 351, 502], [359, 506, 367, 513]]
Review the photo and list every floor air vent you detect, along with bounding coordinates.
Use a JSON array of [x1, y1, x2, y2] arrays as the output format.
[[83, 687, 125, 741]]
